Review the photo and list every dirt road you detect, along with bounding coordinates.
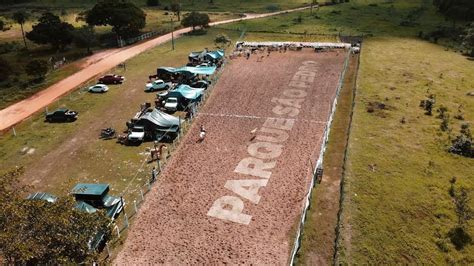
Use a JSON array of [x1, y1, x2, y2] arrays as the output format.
[[0, 7, 310, 132], [115, 49, 346, 264]]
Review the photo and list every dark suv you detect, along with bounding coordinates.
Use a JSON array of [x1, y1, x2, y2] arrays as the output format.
[[98, 74, 125, 84], [45, 108, 78, 122]]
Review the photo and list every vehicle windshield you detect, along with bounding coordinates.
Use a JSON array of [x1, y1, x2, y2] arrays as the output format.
[[167, 98, 177, 103], [132, 127, 144, 132]]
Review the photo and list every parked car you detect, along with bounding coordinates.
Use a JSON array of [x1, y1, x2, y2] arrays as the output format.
[[128, 125, 146, 143], [45, 108, 78, 122], [145, 79, 172, 92], [98, 74, 125, 84], [88, 84, 109, 93], [164, 97, 178, 112]]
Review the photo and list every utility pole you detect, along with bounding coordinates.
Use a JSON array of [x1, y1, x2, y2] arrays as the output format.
[[171, 16, 175, 50]]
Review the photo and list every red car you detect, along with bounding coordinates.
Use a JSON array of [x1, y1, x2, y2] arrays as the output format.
[[98, 74, 125, 84]]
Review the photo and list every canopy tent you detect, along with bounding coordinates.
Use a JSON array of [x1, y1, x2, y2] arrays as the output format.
[[188, 49, 224, 62], [169, 85, 204, 100], [206, 50, 224, 60], [158, 66, 217, 76], [139, 108, 181, 128], [71, 183, 109, 202], [175, 66, 217, 75], [75, 201, 98, 214]]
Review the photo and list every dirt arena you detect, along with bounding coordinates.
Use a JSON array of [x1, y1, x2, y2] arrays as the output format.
[[115, 49, 346, 264]]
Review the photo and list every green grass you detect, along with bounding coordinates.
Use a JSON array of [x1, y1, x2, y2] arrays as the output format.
[[215, 0, 474, 263], [218, 0, 447, 37], [339, 35, 474, 264], [1, 0, 326, 12], [0, 9, 238, 109]]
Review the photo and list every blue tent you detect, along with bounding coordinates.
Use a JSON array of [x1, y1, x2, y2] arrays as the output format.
[[169, 84, 204, 100], [174, 66, 217, 75], [188, 49, 224, 62]]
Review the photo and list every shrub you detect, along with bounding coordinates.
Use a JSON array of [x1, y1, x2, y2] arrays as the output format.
[[449, 124, 473, 157], [420, 95, 435, 115], [436, 105, 448, 119], [265, 4, 280, 12], [25, 59, 48, 81], [0, 56, 12, 82], [440, 114, 450, 132], [214, 33, 231, 48], [0, 41, 21, 54], [293, 15, 303, 23]]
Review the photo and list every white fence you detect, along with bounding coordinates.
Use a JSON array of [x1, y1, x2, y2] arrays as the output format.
[[288, 49, 352, 265], [118, 31, 161, 47]]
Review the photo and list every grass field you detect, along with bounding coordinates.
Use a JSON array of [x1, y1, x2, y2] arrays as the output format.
[[1, 0, 326, 12], [0, 9, 238, 109], [0, 28, 241, 211], [216, 0, 474, 264], [339, 36, 474, 264]]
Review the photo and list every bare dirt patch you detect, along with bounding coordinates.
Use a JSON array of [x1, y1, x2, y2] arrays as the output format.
[[115, 49, 346, 264]]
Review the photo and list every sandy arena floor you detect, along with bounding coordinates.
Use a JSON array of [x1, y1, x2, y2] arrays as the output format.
[[115, 49, 346, 264]]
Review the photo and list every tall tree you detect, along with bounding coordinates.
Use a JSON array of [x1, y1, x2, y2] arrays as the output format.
[[86, 1, 146, 39], [170, 2, 181, 21], [181, 11, 210, 31], [26, 12, 74, 51], [12, 11, 29, 50], [0, 168, 112, 264], [73, 26, 98, 54]]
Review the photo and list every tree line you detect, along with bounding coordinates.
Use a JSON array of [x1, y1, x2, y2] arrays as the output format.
[[0, 1, 210, 83], [433, 0, 474, 22]]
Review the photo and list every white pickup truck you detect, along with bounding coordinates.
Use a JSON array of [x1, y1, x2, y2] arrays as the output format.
[[144, 79, 172, 92], [128, 126, 145, 143], [164, 97, 178, 112]]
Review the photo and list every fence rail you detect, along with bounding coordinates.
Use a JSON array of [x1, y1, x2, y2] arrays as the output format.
[[118, 31, 161, 47], [288, 49, 352, 265]]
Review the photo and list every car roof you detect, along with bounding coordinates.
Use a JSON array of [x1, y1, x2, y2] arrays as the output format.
[[71, 183, 109, 196]]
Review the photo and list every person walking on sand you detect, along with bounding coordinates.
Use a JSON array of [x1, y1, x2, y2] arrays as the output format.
[[199, 125, 206, 141]]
